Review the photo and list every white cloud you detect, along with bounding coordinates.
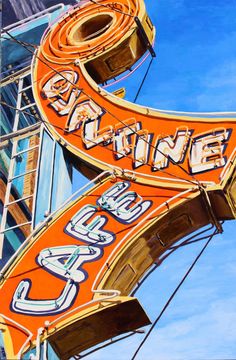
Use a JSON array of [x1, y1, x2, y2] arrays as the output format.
[[86, 295, 236, 360], [84, 225, 236, 360], [140, 296, 236, 360], [194, 36, 236, 111]]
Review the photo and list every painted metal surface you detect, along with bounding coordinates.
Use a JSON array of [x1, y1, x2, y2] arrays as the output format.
[[32, 0, 236, 187], [1, 175, 194, 357]]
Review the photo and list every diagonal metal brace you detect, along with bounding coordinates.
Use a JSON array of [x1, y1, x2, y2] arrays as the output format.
[[134, 16, 156, 58], [200, 188, 223, 234]]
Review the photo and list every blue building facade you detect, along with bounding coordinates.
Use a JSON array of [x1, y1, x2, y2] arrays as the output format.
[[0, 5, 88, 357]]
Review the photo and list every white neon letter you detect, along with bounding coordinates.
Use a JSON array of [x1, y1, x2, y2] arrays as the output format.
[[152, 128, 191, 170], [133, 130, 152, 168], [67, 100, 104, 133], [11, 279, 77, 316], [65, 205, 115, 245], [42, 70, 80, 115], [114, 119, 141, 159], [37, 245, 101, 282], [82, 117, 113, 149], [97, 181, 152, 223], [190, 129, 230, 173]]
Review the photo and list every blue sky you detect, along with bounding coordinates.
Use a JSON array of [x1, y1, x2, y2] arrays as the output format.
[[119, 0, 236, 112], [84, 0, 236, 359], [3, 1, 235, 358]]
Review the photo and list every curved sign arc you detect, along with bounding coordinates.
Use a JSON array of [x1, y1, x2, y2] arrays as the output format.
[[32, 0, 236, 187], [0, 175, 205, 358]]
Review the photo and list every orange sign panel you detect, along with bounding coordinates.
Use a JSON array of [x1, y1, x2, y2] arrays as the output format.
[[0, 175, 205, 357], [32, 0, 236, 187]]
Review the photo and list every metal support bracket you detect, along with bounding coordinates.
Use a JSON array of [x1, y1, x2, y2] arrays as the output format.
[[200, 188, 223, 233], [134, 16, 156, 58]]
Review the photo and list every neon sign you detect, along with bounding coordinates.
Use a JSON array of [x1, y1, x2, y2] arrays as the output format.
[[10, 181, 151, 318], [37, 69, 234, 178], [2, 175, 196, 357]]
